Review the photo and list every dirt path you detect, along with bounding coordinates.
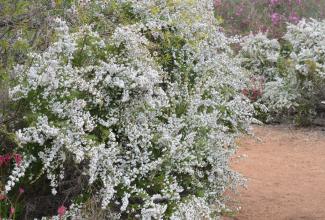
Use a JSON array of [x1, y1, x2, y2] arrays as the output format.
[[225, 125, 325, 220]]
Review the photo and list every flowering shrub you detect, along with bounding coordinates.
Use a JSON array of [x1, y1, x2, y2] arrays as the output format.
[[284, 19, 325, 79], [239, 19, 325, 124], [282, 19, 325, 123], [5, 0, 254, 219]]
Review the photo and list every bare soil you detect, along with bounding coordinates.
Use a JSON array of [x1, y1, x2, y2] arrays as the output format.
[[224, 125, 325, 220]]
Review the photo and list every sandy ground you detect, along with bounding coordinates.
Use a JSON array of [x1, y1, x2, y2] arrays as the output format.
[[224, 125, 325, 220]]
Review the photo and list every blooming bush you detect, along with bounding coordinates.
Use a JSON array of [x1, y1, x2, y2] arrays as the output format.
[[239, 19, 325, 124], [282, 19, 325, 123], [285, 19, 325, 79], [4, 0, 254, 219]]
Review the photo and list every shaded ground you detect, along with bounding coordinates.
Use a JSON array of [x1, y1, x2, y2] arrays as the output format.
[[224, 125, 325, 220]]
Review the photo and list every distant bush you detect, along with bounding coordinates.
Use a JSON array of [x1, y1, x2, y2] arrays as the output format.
[[2, 0, 254, 219], [239, 19, 325, 125]]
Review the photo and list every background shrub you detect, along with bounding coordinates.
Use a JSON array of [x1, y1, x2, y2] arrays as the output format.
[[239, 19, 325, 125], [215, 0, 325, 38]]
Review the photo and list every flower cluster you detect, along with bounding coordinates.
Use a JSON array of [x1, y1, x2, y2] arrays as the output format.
[[0, 152, 22, 167], [5, 155, 34, 193], [9, 0, 253, 219]]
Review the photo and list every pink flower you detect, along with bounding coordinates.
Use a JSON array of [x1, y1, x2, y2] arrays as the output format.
[[58, 205, 67, 217], [19, 187, 25, 194], [0, 154, 11, 167], [13, 153, 23, 165], [271, 12, 281, 25], [289, 11, 300, 23], [8, 207, 15, 219], [235, 5, 244, 16], [0, 194, 6, 200], [270, 0, 279, 6], [242, 88, 249, 96], [0, 155, 5, 166], [10, 207, 15, 215]]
